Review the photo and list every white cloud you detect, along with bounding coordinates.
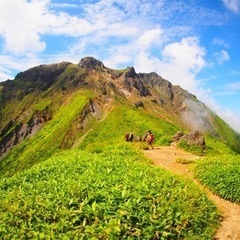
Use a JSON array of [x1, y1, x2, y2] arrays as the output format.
[[0, 0, 49, 55], [223, 0, 240, 14], [0, 0, 97, 55], [226, 81, 240, 91], [213, 50, 230, 64], [51, 3, 79, 8], [157, 37, 206, 93], [212, 38, 229, 48], [45, 13, 95, 36], [138, 28, 163, 49]]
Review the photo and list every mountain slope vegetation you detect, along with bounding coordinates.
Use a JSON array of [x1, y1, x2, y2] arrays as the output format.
[[0, 57, 239, 239], [1, 57, 240, 163], [0, 147, 220, 239]]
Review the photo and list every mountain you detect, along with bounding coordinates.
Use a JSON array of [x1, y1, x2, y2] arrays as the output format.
[[0, 56, 239, 176]]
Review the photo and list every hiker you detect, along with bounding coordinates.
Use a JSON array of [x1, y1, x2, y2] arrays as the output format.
[[125, 132, 134, 142], [125, 132, 129, 142], [129, 132, 134, 142], [144, 130, 155, 149]]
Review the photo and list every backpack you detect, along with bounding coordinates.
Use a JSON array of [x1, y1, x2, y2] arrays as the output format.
[[148, 133, 154, 143]]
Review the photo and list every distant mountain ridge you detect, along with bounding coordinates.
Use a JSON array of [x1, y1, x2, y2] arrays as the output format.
[[0, 56, 239, 172]]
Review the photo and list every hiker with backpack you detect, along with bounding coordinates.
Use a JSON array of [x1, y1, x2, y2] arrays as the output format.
[[144, 130, 155, 149]]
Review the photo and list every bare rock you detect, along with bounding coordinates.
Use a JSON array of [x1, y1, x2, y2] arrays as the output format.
[[78, 57, 105, 69], [181, 130, 206, 150]]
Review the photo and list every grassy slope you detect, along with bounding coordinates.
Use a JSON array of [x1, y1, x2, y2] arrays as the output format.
[[78, 104, 179, 153], [212, 114, 240, 153], [0, 92, 88, 177], [0, 82, 239, 238], [0, 147, 220, 239]]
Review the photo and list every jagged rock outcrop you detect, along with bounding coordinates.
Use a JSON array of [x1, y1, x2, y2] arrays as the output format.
[[138, 72, 197, 110], [119, 67, 150, 97], [124, 67, 137, 78], [78, 57, 105, 69], [139, 72, 173, 100]]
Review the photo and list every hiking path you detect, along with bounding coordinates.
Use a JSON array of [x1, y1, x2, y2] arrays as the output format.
[[143, 146, 240, 240]]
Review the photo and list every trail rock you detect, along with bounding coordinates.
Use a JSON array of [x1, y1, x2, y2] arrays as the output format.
[[173, 130, 205, 150]]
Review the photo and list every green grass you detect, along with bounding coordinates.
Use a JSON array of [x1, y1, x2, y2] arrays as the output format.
[[212, 114, 240, 153], [0, 146, 220, 239], [175, 157, 195, 164], [194, 154, 240, 203], [33, 99, 52, 111], [78, 105, 179, 152], [204, 135, 234, 156], [177, 140, 204, 155]]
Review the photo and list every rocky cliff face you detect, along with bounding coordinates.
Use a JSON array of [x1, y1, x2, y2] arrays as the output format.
[[0, 109, 52, 158], [118, 67, 150, 97], [138, 72, 196, 108]]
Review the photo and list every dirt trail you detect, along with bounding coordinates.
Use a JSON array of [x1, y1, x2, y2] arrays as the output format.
[[143, 146, 240, 240]]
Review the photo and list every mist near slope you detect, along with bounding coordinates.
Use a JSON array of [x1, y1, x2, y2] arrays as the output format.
[[181, 99, 213, 133]]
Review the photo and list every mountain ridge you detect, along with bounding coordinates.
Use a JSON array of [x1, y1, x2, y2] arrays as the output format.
[[0, 56, 239, 175]]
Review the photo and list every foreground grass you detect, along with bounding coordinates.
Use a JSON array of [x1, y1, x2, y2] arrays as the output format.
[[0, 146, 220, 239], [194, 154, 240, 203]]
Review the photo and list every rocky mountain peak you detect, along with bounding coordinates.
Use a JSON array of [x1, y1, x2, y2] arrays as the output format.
[[124, 67, 137, 78], [78, 57, 105, 69]]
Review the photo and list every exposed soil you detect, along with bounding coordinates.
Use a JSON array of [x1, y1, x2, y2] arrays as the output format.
[[143, 146, 240, 240]]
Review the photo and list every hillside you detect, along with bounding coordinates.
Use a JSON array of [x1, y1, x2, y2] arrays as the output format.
[[0, 56, 240, 239], [0, 57, 240, 176]]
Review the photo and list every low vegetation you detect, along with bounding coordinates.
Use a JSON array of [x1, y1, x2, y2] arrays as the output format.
[[0, 147, 220, 239], [0, 85, 239, 239], [78, 105, 178, 152], [194, 154, 240, 203]]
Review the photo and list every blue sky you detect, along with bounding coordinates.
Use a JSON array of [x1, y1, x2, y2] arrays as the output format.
[[0, 0, 240, 132]]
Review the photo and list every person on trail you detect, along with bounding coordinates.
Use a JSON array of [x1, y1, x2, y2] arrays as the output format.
[[144, 130, 154, 149], [128, 132, 134, 142], [125, 132, 134, 142], [125, 132, 130, 142]]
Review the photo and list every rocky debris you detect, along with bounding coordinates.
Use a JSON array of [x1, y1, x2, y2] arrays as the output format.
[[181, 131, 206, 150], [135, 101, 144, 108], [78, 57, 105, 69], [173, 130, 206, 150]]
